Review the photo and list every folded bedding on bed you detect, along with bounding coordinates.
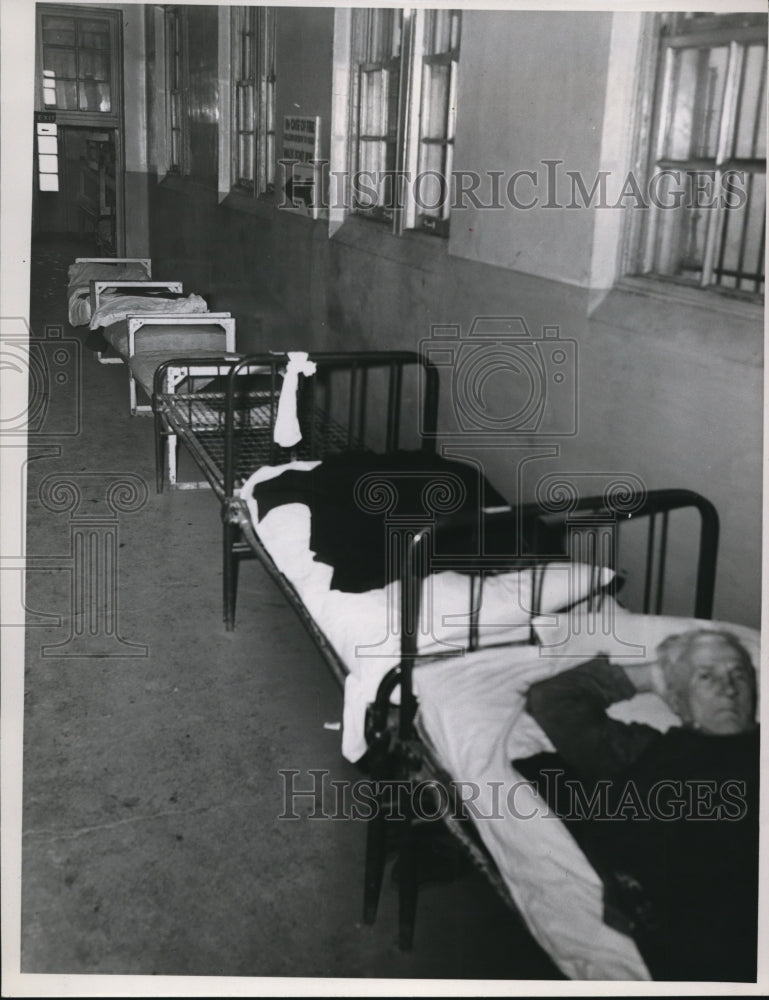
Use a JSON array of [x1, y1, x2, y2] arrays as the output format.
[[90, 292, 208, 332], [67, 260, 151, 326]]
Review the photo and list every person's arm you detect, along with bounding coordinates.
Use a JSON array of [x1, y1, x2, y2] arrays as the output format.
[[525, 657, 660, 784]]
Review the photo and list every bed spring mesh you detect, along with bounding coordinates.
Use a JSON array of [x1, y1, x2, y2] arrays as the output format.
[[163, 386, 364, 489]]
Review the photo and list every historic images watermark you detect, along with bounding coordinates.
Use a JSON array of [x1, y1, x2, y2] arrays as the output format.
[[0, 319, 148, 655], [0, 319, 82, 439], [420, 316, 578, 438], [277, 769, 749, 823], [277, 159, 750, 214]]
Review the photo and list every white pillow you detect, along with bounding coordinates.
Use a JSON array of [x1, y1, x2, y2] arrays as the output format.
[[419, 562, 614, 653], [533, 598, 760, 667]]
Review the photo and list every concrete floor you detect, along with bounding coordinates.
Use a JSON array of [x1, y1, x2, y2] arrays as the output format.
[[17, 236, 564, 988]]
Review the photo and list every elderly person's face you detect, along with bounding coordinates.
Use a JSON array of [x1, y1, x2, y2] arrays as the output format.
[[683, 635, 756, 735]]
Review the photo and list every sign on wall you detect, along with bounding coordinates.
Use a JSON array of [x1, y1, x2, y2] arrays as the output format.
[[281, 115, 322, 219]]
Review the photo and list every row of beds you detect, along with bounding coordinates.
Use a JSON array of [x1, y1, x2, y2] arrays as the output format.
[[68, 257, 758, 981]]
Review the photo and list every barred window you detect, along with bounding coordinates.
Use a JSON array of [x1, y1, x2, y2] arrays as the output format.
[[349, 7, 461, 237], [638, 12, 766, 298], [231, 6, 277, 197], [165, 6, 189, 176]]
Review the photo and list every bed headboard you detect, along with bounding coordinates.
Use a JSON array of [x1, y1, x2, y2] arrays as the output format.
[[222, 351, 441, 491], [378, 485, 720, 746]]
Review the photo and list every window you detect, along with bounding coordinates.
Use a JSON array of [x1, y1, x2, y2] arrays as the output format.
[[349, 7, 461, 236], [230, 6, 277, 198], [36, 5, 121, 124], [165, 6, 189, 176], [39, 11, 113, 113], [636, 12, 766, 298]]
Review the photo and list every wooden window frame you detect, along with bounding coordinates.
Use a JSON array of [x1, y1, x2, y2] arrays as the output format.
[[347, 7, 462, 238], [627, 12, 766, 301]]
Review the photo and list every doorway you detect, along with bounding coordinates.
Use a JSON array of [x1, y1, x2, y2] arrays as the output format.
[[33, 124, 118, 254], [34, 4, 124, 254]]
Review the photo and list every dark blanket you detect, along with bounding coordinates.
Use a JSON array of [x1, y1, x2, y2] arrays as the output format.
[[514, 657, 759, 982], [252, 450, 537, 592]]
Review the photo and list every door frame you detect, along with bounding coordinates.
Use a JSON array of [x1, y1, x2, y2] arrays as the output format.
[[34, 4, 125, 253]]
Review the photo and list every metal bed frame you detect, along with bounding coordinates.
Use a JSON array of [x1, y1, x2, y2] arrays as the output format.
[[151, 348, 721, 964], [89, 278, 184, 364], [362, 486, 719, 951], [153, 350, 440, 627]]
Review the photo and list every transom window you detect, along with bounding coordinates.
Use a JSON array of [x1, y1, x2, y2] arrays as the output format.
[[639, 12, 766, 298], [40, 12, 113, 113]]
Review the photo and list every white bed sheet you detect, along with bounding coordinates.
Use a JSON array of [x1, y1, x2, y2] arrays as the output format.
[[237, 461, 758, 980], [90, 293, 208, 331], [239, 465, 650, 979], [413, 647, 650, 981], [239, 462, 612, 764]]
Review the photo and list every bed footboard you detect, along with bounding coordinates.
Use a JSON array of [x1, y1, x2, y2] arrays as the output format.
[[124, 313, 236, 416], [89, 279, 185, 364]]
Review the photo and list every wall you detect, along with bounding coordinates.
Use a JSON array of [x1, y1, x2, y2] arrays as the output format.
[[449, 11, 614, 285], [115, 2, 150, 254], [142, 8, 763, 628]]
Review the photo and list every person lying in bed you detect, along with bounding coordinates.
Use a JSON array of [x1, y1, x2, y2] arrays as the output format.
[[515, 629, 759, 983]]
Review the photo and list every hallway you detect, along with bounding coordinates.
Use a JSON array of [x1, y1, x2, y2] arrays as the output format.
[[19, 238, 563, 984]]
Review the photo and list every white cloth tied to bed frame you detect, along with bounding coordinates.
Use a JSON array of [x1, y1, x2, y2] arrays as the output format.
[[273, 352, 317, 448]]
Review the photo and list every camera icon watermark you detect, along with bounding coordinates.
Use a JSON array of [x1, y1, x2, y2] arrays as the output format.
[[0, 318, 82, 438], [420, 316, 578, 438]]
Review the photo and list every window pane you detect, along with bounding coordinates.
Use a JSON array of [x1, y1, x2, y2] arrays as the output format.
[[79, 20, 110, 49], [41, 16, 75, 46], [237, 84, 254, 132], [366, 8, 402, 62], [238, 134, 254, 183], [421, 63, 450, 141], [733, 44, 767, 159], [79, 49, 110, 81], [425, 10, 450, 55], [664, 46, 729, 160], [39, 173, 60, 192], [79, 81, 111, 113], [714, 173, 765, 292], [423, 9, 460, 55], [651, 171, 713, 283], [360, 68, 387, 137], [43, 47, 76, 78], [417, 143, 447, 217], [53, 81, 78, 110]]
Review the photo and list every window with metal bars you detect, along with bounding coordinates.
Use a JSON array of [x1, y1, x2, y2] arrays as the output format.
[[349, 7, 461, 236], [165, 7, 189, 176], [638, 12, 766, 299], [231, 6, 277, 198]]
